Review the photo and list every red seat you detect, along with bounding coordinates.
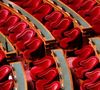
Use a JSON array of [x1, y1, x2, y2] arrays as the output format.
[[60, 0, 70, 4], [82, 81, 100, 90], [23, 37, 43, 59], [85, 6, 100, 25], [0, 80, 14, 90], [0, 9, 9, 27], [59, 28, 81, 49], [0, 15, 19, 35], [36, 80, 60, 90], [15, 29, 36, 51], [81, 68, 100, 90], [10, 0, 27, 6], [0, 65, 12, 81], [72, 45, 94, 68], [34, 68, 59, 90], [37, 68, 58, 83], [8, 22, 27, 43], [30, 56, 55, 81], [44, 11, 63, 32], [33, 4, 53, 22], [77, 0, 96, 17], [68, 0, 84, 11], [51, 17, 73, 39], [23, 0, 42, 14], [75, 56, 99, 79], [0, 50, 6, 62], [92, 21, 100, 35], [85, 68, 100, 83]]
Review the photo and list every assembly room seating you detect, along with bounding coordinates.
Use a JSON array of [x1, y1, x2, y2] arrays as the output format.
[[0, 0, 100, 90], [0, 47, 13, 90]]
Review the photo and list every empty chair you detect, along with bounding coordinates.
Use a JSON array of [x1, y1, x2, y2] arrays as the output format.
[[81, 68, 100, 90], [30, 56, 55, 81], [59, 28, 81, 49], [75, 56, 99, 79], [0, 9, 10, 27], [0, 80, 14, 90], [37, 68, 58, 83], [72, 45, 94, 68], [77, 0, 96, 17], [44, 11, 63, 31], [36, 80, 60, 90], [68, 0, 84, 11], [10, 0, 27, 6], [92, 20, 100, 35], [60, 0, 70, 4], [33, 3, 53, 22], [81, 81, 100, 90], [8, 22, 27, 43], [35, 68, 59, 90], [0, 15, 19, 35], [85, 68, 100, 83], [0, 65, 12, 81], [15, 29, 36, 51], [22, 0, 42, 14], [0, 49, 6, 62], [23, 37, 43, 59], [44, 81, 61, 90], [85, 6, 100, 25], [51, 17, 73, 40]]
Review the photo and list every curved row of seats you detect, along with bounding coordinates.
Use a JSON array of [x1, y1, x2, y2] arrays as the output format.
[[71, 44, 100, 90], [10, 0, 83, 50], [60, 0, 100, 34], [0, 5, 61, 90], [0, 48, 14, 90], [30, 55, 61, 90], [0, 8, 44, 60], [1, 0, 100, 90]]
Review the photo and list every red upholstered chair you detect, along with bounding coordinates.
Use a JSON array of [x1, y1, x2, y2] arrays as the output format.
[[85, 6, 100, 25], [22, 0, 42, 14], [44, 81, 61, 90], [0, 9, 9, 27], [15, 29, 36, 51], [59, 27, 81, 49], [60, 0, 70, 4], [0, 15, 19, 35], [0, 65, 12, 81], [75, 56, 99, 79], [81, 81, 100, 90], [34, 68, 59, 90], [10, 0, 27, 6], [0, 80, 14, 90], [36, 80, 60, 90], [85, 68, 100, 83], [51, 17, 73, 40], [77, 0, 96, 17], [30, 56, 55, 81], [81, 68, 100, 90], [92, 20, 100, 35], [68, 0, 84, 11], [8, 22, 27, 43], [0, 50, 6, 62], [37, 68, 58, 83], [33, 4, 53, 22], [72, 45, 94, 68], [23, 37, 43, 59], [44, 11, 63, 32]]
